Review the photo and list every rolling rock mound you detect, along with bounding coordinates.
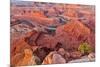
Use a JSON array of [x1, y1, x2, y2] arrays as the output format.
[[55, 20, 94, 50]]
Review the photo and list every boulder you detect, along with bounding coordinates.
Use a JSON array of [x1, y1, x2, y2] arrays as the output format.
[[68, 56, 95, 63], [70, 51, 82, 59], [88, 52, 95, 61], [42, 51, 66, 64], [58, 48, 70, 62]]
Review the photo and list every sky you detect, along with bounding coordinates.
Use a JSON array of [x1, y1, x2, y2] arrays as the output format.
[[11, 0, 95, 5]]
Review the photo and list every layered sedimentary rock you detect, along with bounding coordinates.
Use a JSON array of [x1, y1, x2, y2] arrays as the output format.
[[10, 1, 95, 66]]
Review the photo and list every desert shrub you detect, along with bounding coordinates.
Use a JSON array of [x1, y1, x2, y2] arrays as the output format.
[[78, 42, 92, 55]]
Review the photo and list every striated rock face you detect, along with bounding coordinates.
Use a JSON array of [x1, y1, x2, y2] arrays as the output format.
[[55, 21, 91, 50], [16, 49, 36, 66], [11, 48, 37, 66], [25, 30, 40, 46], [11, 37, 31, 56]]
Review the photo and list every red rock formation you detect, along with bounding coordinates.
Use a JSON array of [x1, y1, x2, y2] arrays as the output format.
[[55, 20, 91, 50], [11, 48, 37, 66], [25, 30, 40, 46], [36, 33, 57, 49], [11, 2, 95, 65], [11, 30, 35, 56], [11, 37, 31, 56]]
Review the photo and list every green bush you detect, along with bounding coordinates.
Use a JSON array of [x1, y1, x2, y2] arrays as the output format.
[[78, 42, 92, 55]]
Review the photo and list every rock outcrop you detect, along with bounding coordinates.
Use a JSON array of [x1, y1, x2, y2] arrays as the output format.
[[55, 21, 91, 50], [42, 51, 66, 64]]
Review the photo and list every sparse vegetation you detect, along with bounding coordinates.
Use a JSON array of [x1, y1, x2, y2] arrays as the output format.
[[78, 42, 92, 55]]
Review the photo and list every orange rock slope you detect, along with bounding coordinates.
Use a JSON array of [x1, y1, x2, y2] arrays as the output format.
[[55, 20, 91, 49]]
